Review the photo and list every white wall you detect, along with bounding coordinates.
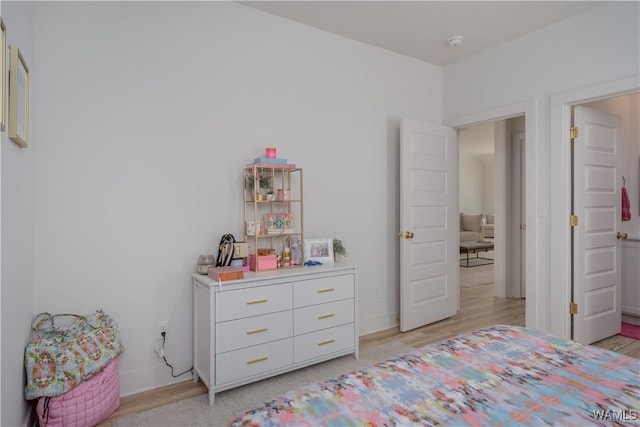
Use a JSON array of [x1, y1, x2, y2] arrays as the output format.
[[459, 124, 494, 215], [444, 2, 639, 120], [1, 2, 35, 426], [29, 2, 441, 396], [444, 1, 639, 335], [481, 158, 494, 214], [458, 154, 483, 214]]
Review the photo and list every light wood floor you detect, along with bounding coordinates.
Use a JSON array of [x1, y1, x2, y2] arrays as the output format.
[[100, 282, 639, 425]]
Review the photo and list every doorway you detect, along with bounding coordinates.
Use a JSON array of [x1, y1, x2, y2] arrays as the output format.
[[570, 93, 638, 344], [548, 76, 640, 340], [458, 117, 526, 301]]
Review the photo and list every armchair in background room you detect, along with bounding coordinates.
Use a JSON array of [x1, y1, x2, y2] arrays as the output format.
[[460, 213, 483, 243], [482, 213, 494, 238]]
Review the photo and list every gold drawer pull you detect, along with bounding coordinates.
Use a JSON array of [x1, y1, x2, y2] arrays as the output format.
[[246, 356, 268, 365], [246, 327, 268, 335], [317, 287, 335, 293], [318, 313, 335, 320], [317, 339, 335, 346], [246, 298, 268, 305]]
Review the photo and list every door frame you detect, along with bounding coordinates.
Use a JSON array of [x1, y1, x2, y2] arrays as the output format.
[[509, 130, 526, 298], [445, 98, 539, 331], [549, 75, 640, 339]]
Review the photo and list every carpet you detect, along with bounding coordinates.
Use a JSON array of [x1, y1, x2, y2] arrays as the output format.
[[620, 322, 640, 340], [113, 340, 413, 427], [459, 262, 494, 287]]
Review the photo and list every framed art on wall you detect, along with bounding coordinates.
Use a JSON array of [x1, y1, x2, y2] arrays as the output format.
[[304, 238, 334, 264], [0, 18, 6, 132], [8, 45, 29, 147]]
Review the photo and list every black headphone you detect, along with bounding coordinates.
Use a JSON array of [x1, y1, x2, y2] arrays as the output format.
[[215, 234, 236, 267]]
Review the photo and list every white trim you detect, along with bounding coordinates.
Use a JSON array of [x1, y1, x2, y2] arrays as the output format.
[[444, 101, 528, 129], [549, 75, 640, 339], [444, 98, 541, 331], [358, 312, 398, 336], [493, 120, 507, 299]]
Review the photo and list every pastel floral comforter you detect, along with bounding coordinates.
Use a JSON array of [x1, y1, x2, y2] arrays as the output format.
[[228, 325, 640, 426]]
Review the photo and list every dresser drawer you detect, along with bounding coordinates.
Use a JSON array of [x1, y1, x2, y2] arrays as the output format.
[[216, 311, 293, 353], [294, 274, 354, 308], [294, 299, 354, 335], [216, 338, 293, 385], [294, 323, 354, 363], [216, 283, 292, 322]]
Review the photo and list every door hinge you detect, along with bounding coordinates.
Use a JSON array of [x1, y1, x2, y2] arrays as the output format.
[[570, 126, 578, 139], [570, 302, 578, 315], [570, 215, 578, 227]]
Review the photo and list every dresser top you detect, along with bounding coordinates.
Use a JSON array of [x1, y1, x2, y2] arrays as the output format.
[[193, 263, 358, 289]]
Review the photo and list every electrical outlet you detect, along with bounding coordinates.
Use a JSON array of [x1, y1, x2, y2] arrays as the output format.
[[154, 344, 164, 358], [157, 320, 168, 341]]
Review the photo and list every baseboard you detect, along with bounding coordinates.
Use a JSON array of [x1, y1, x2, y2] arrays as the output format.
[[359, 312, 398, 336], [622, 314, 640, 326], [119, 357, 194, 397]]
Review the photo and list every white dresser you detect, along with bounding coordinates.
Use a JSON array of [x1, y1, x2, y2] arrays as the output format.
[[193, 263, 359, 405]]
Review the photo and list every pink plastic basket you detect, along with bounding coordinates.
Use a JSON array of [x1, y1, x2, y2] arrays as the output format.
[[37, 358, 120, 427]]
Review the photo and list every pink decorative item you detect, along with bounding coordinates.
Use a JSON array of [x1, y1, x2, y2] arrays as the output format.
[[621, 183, 631, 221], [249, 254, 278, 271], [276, 189, 291, 201], [265, 147, 276, 158], [37, 359, 120, 427]]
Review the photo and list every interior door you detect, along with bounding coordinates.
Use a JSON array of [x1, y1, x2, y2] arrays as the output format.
[[400, 118, 458, 332], [572, 105, 622, 344]]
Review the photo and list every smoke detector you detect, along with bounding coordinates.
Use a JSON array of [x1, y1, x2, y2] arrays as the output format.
[[447, 36, 464, 47]]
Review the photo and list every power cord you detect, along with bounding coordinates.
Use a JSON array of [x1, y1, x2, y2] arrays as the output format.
[[160, 331, 194, 378]]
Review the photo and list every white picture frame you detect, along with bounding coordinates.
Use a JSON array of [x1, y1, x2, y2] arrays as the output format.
[[304, 238, 334, 264]]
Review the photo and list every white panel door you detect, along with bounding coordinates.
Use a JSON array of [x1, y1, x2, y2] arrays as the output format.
[[400, 118, 458, 332], [573, 105, 622, 344]]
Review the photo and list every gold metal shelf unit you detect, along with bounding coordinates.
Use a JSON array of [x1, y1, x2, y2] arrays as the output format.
[[243, 165, 304, 270]]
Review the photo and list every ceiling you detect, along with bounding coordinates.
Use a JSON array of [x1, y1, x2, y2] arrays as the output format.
[[240, 1, 604, 65]]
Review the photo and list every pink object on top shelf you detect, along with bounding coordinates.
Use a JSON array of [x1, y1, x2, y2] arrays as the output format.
[[265, 147, 276, 158]]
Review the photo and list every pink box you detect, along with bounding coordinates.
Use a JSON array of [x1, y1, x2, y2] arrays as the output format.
[[250, 254, 278, 271], [265, 147, 276, 158]]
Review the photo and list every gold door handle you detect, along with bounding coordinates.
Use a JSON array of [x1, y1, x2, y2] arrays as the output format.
[[398, 231, 414, 239], [616, 232, 628, 240], [520, 224, 526, 230]]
